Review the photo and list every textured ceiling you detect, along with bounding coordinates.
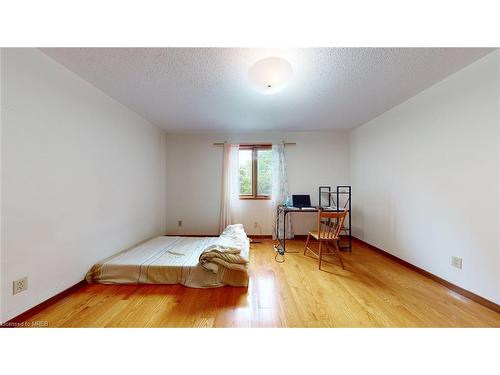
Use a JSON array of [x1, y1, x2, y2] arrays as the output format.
[[40, 48, 495, 131]]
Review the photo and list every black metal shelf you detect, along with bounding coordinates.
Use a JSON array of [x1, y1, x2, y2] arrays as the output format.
[[319, 185, 352, 251]]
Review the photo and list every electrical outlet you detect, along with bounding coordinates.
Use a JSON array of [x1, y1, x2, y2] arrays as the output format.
[[451, 256, 463, 269], [13, 277, 28, 295], [254, 221, 258, 229], [178, 220, 182, 227]]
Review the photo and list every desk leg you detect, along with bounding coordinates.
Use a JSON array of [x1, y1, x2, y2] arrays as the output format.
[[275, 207, 285, 254], [283, 211, 286, 251], [275, 206, 279, 245], [283, 211, 299, 253]]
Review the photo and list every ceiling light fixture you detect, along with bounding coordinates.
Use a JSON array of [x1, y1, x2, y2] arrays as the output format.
[[248, 57, 293, 94]]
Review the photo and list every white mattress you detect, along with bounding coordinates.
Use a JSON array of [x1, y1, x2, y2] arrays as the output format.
[[85, 236, 249, 288]]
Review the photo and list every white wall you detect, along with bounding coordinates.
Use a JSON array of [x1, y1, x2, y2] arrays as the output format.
[[350, 50, 500, 304], [165, 131, 350, 236], [0, 49, 167, 322]]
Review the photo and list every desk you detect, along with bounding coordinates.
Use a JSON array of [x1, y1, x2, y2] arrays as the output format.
[[275, 206, 352, 254]]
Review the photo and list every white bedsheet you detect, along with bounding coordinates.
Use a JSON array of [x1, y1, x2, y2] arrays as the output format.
[[85, 235, 250, 288]]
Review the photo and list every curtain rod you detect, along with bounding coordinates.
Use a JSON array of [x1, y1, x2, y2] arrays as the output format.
[[213, 141, 296, 146]]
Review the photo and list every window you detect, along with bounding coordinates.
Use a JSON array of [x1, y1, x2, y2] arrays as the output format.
[[239, 145, 272, 199]]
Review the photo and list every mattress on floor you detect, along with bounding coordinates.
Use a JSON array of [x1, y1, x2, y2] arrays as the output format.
[[85, 236, 249, 288]]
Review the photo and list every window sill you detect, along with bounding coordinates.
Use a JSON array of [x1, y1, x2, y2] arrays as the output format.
[[239, 196, 271, 200]]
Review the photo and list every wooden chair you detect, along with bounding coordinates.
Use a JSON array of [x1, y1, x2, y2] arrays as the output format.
[[304, 209, 348, 270]]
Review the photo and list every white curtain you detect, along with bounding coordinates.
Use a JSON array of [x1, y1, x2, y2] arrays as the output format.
[[219, 143, 239, 233], [271, 143, 294, 240]]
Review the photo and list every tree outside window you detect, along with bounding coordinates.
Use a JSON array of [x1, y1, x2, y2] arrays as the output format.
[[239, 145, 271, 199]]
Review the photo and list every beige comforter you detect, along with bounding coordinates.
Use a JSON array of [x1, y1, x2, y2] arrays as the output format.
[[199, 224, 250, 273]]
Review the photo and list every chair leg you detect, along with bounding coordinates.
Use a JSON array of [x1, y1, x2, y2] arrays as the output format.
[[318, 240, 323, 270], [304, 234, 310, 255], [334, 240, 345, 270]]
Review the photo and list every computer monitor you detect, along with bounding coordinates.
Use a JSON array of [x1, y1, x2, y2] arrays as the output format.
[[292, 194, 311, 208]]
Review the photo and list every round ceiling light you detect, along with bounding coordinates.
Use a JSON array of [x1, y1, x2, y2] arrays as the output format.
[[248, 57, 293, 94]]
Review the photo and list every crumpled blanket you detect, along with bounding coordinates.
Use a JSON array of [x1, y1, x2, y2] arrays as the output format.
[[199, 224, 250, 273]]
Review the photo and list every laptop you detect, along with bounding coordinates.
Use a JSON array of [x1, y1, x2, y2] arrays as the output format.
[[292, 194, 312, 208]]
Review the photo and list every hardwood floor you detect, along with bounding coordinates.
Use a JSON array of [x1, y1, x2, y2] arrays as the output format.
[[24, 239, 500, 327]]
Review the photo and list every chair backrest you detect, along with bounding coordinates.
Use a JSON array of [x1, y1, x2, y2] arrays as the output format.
[[317, 209, 347, 240]]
